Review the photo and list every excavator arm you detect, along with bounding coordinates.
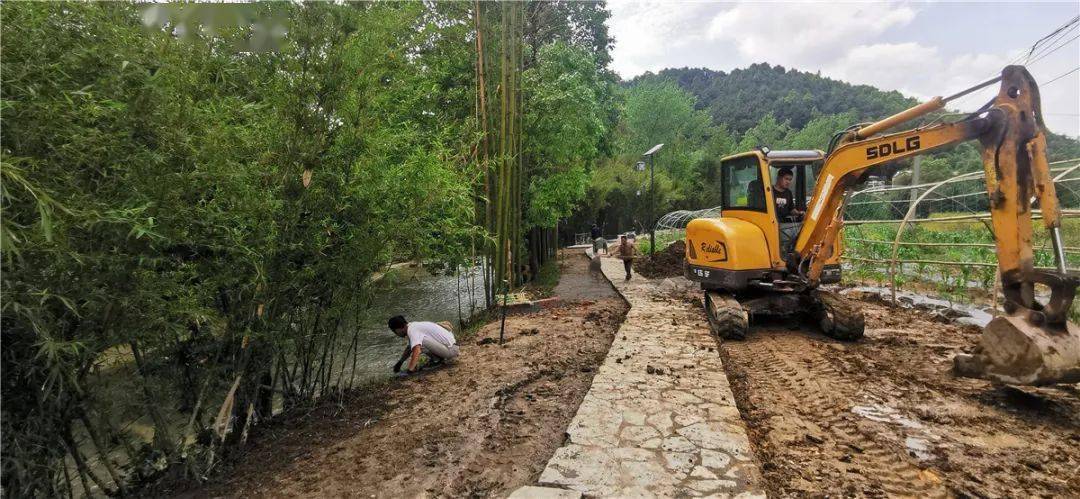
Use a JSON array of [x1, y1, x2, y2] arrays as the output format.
[[792, 66, 1078, 384], [793, 115, 991, 281]]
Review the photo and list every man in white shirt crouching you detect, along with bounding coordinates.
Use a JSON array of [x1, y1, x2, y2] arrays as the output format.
[[389, 315, 460, 374]]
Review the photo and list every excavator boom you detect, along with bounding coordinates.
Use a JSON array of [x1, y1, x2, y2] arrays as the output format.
[[791, 66, 1078, 385]]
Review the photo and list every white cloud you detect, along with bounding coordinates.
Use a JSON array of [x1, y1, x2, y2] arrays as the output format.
[[608, 1, 717, 77], [706, 2, 918, 67], [820, 42, 1020, 118], [606, 1, 1079, 136], [824, 42, 939, 97]]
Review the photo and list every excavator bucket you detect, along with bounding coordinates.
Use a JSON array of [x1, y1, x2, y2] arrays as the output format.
[[955, 270, 1080, 385], [949, 66, 1080, 385], [955, 315, 1080, 386]]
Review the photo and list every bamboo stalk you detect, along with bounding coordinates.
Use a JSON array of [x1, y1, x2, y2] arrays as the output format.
[[497, 0, 510, 293], [63, 422, 112, 497], [77, 410, 124, 494], [129, 340, 175, 454], [62, 457, 75, 499], [277, 350, 294, 401], [338, 330, 358, 392]]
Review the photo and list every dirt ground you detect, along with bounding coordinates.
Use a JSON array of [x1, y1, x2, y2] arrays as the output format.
[[194, 252, 627, 498], [715, 289, 1080, 498], [635, 240, 686, 279]]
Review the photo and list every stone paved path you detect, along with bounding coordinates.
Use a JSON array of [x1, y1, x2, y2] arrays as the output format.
[[531, 256, 765, 498]]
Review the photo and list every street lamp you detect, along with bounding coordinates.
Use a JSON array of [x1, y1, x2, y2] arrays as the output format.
[[641, 143, 664, 253]]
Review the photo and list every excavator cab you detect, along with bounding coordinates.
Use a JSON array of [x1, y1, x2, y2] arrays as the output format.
[[688, 149, 840, 291]]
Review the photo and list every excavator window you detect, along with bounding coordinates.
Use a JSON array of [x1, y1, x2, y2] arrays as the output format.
[[766, 162, 820, 213], [799, 162, 821, 210], [721, 156, 765, 211]]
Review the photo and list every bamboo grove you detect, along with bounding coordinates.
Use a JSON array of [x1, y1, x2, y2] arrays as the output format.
[[1, 2, 615, 496], [475, 0, 528, 300]]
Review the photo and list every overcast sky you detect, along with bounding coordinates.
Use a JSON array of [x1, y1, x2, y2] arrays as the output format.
[[607, 1, 1080, 137]]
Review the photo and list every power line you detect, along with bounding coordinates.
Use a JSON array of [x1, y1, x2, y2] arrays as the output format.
[[1027, 33, 1080, 67], [976, 16, 1079, 82], [954, 17, 1080, 109], [1023, 15, 1079, 63], [1024, 22, 1077, 64], [1041, 65, 1080, 87]]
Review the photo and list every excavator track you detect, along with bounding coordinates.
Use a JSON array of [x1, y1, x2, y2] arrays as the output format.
[[809, 289, 865, 340], [704, 290, 748, 340]]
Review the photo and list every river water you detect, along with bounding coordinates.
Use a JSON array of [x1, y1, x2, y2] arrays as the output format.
[[333, 264, 487, 384]]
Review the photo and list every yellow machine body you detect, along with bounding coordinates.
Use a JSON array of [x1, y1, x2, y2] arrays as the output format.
[[685, 150, 841, 290]]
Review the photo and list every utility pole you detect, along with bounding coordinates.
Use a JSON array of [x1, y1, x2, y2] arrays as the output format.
[[642, 143, 664, 253], [910, 156, 921, 203]]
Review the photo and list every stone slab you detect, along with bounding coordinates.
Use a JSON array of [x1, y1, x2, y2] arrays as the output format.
[[530, 256, 765, 497], [507, 485, 583, 499]]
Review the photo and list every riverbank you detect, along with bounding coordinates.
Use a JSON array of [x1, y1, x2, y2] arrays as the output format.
[[184, 250, 628, 497]]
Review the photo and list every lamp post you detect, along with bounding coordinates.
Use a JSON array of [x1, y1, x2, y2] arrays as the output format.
[[642, 143, 664, 253]]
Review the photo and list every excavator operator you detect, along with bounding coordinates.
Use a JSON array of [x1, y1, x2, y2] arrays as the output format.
[[773, 167, 804, 222]]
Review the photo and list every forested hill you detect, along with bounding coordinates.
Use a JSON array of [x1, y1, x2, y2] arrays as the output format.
[[630, 64, 919, 134], [628, 62, 1080, 158]]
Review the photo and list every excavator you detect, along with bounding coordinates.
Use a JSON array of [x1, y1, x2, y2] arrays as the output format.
[[684, 66, 1079, 385]]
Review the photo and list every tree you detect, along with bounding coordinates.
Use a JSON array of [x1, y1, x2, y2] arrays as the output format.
[[524, 0, 614, 70], [618, 80, 712, 182], [1, 3, 484, 494], [737, 114, 793, 152], [523, 42, 608, 228]]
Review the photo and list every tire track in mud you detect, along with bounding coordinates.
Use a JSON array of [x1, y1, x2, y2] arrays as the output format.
[[722, 330, 946, 497]]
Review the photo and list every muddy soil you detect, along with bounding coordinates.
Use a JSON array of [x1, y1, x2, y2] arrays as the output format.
[[195, 252, 627, 498], [717, 291, 1080, 497], [636, 240, 686, 279]]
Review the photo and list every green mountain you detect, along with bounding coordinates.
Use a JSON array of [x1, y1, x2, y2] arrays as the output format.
[[630, 63, 1080, 160], [630, 63, 917, 134]]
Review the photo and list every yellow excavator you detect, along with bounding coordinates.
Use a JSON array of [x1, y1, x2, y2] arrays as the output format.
[[684, 66, 1079, 385]]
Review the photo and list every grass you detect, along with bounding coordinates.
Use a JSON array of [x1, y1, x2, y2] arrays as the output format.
[[843, 216, 1080, 322], [510, 257, 561, 301], [639, 230, 683, 255]]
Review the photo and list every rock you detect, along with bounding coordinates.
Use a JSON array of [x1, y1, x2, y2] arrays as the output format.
[[623, 410, 647, 426], [507, 486, 582, 499], [806, 434, 825, 445], [620, 425, 661, 445], [661, 435, 697, 453], [663, 452, 696, 473], [690, 466, 718, 479], [700, 449, 731, 469]]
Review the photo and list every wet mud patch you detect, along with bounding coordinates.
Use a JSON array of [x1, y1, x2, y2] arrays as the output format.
[[192, 252, 629, 498], [719, 299, 1080, 497]]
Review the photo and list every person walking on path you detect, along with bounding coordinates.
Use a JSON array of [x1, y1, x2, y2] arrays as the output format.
[[614, 234, 638, 280], [389, 315, 459, 373], [591, 223, 608, 255]]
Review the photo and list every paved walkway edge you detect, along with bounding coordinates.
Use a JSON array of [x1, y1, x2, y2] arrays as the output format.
[[514, 256, 765, 498]]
